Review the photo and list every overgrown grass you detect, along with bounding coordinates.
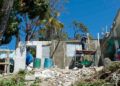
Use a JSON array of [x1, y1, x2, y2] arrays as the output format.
[[0, 70, 41, 86], [0, 70, 26, 86], [75, 80, 106, 86]]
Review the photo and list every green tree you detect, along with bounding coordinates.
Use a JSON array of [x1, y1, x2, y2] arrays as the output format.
[[13, 0, 50, 41], [39, 17, 66, 40], [14, 0, 67, 40], [0, 0, 50, 45], [38, 0, 69, 40], [75, 34, 81, 40], [46, 17, 64, 40], [0, 0, 4, 22], [0, 0, 68, 45], [0, 0, 15, 45], [72, 20, 88, 39], [59, 31, 68, 40], [13, 0, 50, 19]]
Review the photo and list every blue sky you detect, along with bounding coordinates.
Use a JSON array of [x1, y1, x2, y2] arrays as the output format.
[[0, 0, 120, 49], [59, 0, 120, 38]]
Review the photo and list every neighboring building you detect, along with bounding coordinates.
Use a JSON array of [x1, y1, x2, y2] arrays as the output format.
[[101, 9, 120, 60], [51, 39, 100, 68]]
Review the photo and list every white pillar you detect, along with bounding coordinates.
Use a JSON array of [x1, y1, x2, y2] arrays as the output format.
[[36, 42, 43, 68], [87, 33, 90, 50], [14, 42, 26, 72], [97, 33, 100, 46], [96, 33, 101, 66]]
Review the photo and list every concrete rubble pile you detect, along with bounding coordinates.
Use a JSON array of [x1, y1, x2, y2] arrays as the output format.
[[29, 66, 103, 86]]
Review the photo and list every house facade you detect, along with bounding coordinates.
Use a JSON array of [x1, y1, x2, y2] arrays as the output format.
[[100, 9, 120, 60]]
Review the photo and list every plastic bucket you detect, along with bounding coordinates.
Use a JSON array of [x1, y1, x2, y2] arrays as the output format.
[[44, 58, 53, 68], [33, 58, 41, 68]]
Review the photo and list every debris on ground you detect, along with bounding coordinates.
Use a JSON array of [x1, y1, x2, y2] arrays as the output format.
[[32, 67, 102, 86], [1, 62, 120, 86], [76, 61, 120, 86]]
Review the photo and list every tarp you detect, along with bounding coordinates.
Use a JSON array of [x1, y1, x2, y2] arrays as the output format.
[[26, 52, 33, 65]]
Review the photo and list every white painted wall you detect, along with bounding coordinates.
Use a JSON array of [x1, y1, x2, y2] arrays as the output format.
[[42, 46, 50, 58], [14, 42, 26, 72], [66, 44, 82, 57], [14, 41, 43, 72]]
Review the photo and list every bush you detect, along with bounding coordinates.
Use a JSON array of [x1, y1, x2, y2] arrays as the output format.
[[107, 62, 120, 72], [17, 69, 26, 75], [0, 79, 14, 86], [0, 70, 26, 86]]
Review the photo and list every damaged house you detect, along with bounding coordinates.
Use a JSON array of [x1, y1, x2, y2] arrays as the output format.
[[101, 9, 120, 61]]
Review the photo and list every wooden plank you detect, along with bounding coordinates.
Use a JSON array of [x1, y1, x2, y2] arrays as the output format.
[[76, 50, 96, 55], [0, 62, 9, 65], [0, 49, 12, 74]]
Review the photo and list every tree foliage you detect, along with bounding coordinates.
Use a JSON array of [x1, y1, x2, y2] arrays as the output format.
[[0, 0, 15, 45], [0, 0, 4, 22], [1, 13, 19, 44], [75, 34, 81, 40], [0, 0, 3, 8], [13, 0, 50, 19], [0, 0, 68, 45], [41, 17, 64, 40], [72, 20, 88, 39]]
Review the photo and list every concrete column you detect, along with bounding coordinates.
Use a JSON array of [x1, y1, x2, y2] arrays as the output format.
[[14, 42, 26, 73], [36, 42, 43, 68], [97, 33, 101, 66]]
